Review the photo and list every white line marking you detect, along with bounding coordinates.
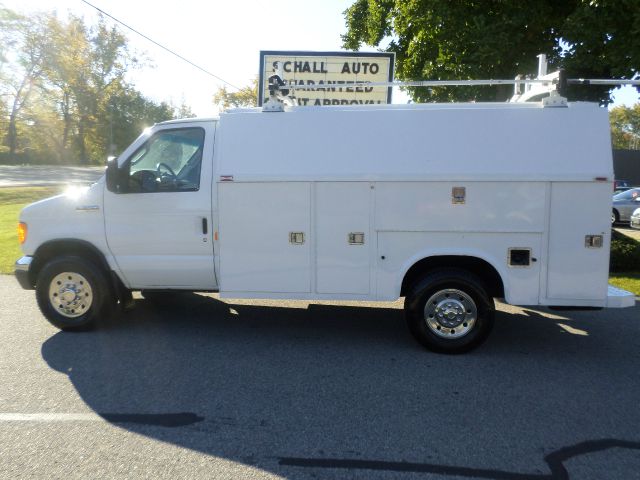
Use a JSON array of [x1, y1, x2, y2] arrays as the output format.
[[0, 413, 106, 422]]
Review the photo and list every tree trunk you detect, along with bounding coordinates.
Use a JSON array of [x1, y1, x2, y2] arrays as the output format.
[[6, 110, 18, 159], [78, 115, 87, 165], [4, 82, 26, 160], [61, 91, 71, 147]]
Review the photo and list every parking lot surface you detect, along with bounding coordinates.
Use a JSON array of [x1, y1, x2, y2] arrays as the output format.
[[0, 165, 103, 187], [0, 274, 639, 479]]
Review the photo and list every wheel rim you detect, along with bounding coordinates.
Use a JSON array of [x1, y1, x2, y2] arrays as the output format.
[[612, 212, 616, 224], [48, 272, 93, 318], [424, 288, 477, 339]]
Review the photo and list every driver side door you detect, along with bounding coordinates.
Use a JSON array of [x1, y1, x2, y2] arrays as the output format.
[[104, 123, 217, 289]]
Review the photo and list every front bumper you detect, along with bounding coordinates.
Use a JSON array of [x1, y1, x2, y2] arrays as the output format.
[[15, 256, 34, 290]]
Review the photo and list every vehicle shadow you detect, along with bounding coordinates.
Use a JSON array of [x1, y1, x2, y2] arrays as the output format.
[[41, 295, 640, 478]]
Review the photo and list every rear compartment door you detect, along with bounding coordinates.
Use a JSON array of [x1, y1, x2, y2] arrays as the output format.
[[546, 182, 611, 301]]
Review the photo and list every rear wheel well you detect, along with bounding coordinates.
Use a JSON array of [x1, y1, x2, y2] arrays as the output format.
[[401, 256, 504, 298]]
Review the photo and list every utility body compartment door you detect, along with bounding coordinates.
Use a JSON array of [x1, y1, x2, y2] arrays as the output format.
[[219, 182, 311, 293], [316, 182, 372, 295]]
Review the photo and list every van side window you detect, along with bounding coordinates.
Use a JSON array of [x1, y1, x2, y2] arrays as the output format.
[[124, 127, 205, 193]]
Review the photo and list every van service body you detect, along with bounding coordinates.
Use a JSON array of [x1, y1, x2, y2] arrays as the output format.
[[14, 98, 635, 353]]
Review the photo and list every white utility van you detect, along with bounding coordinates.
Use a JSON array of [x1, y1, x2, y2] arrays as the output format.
[[15, 98, 635, 353]]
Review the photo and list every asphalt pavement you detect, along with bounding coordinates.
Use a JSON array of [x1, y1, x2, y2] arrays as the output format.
[[0, 165, 104, 187], [0, 274, 639, 479]]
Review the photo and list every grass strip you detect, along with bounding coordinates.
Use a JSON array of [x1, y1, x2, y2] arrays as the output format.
[[609, 272, 640, 296], [0, 186, 63, 274], [0, 186, 62, 205]]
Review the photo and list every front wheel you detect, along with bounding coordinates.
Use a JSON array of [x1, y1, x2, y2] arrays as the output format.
[[405, 268, 494, 354], [35, 256, 115, 331]]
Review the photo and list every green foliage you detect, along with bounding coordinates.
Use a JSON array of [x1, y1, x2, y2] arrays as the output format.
[[213, 77, 258, 110], [610, 104, 640, 149], [342, 0, 640, 104], [610, 230, 640, 272], [0, 7, 184, 165]]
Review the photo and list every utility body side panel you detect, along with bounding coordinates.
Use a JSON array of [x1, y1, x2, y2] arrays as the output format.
[[217, 103, 612, 182], [209, 103, 612, 306], [376, 231, 542, 304], [375, 182, 546, 232]]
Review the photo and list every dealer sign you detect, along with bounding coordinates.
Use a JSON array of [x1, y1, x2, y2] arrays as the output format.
[[259, 51, 395, 107]]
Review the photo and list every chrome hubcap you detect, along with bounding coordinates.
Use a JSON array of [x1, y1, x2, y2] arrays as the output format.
[[48, 272, 93, 318], [424, 288, 477, 339]]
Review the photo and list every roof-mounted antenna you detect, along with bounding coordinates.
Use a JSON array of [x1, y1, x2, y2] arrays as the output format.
[[262, 62, 297, 112]]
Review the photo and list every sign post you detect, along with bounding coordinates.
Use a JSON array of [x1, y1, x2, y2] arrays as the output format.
[[259, 51, 395, 107]]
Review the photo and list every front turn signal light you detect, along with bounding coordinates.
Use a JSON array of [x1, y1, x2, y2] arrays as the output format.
[[17, 222, 27, 244]]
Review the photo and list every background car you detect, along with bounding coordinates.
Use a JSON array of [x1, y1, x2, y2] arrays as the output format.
[[631, 207, 640, 230], [612, 187, 640, 224]]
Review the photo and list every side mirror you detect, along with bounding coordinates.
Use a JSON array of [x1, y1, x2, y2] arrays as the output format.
[[105, 156, 123, 193]]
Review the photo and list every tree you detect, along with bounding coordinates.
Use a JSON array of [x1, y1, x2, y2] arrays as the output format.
[[107, 86, 174, 156], [45, 15, 134, 164], [0, 6, 188, 165], [342, 0, 640, 104], [610, 104, 640, 150], [213, 78, 258, 110], [3, 12, 51, 156], [173, 96, 196, 119]]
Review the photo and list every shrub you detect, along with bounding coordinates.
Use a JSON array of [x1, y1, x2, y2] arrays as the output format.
[[610, 230, 640, 272]]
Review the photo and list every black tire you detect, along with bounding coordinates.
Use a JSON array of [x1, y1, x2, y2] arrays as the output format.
[[35, 256, 115, 331], [612, 209, 619, 225], [404, 268, 495, 354]]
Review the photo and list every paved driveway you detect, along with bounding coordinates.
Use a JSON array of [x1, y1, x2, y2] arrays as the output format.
[[1, 275, 639, 479], [615, 226, 640, 242], [0, 165, 104, 187]]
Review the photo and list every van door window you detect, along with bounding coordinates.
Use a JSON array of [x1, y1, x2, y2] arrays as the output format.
[[124, 127, 205, 193]]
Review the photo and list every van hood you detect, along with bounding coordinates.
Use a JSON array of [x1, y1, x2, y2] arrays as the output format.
[[20, 182, 104, 222]]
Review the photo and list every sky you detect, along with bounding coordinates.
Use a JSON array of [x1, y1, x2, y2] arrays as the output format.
[[6, 0, 639, 116]]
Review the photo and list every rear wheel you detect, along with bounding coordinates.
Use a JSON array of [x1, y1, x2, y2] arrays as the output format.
[[35, 256, 115, 331], [405, 268, 494, 354], [612, 209, 619, 225]]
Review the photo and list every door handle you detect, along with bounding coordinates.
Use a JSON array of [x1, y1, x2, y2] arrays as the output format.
[[202, 218, 208, 235]]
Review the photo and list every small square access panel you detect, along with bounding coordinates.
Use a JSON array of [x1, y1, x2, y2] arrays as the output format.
[[508, 248, 531, 267]]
